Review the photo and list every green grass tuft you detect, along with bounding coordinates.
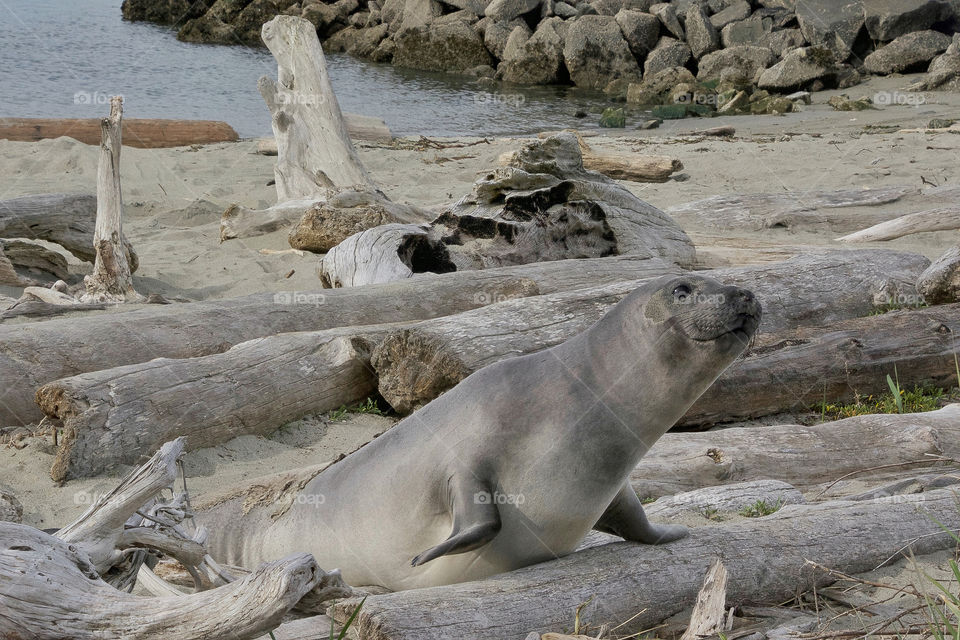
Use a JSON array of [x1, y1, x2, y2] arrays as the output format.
[[739, 498, 783, 518], [328, 397, 387, 422]]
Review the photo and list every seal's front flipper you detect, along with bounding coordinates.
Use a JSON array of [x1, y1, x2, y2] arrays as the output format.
[[593, 483, 687, 544], [411, 476, 502, 567]]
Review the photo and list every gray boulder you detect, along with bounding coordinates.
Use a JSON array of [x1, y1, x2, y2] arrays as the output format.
[[563, 15, 643, 89], [685, 3, 719, 59], [650, 3, 684, 39], [864, 29, 953, 74], [709, 0, 751, 29], [720, 13, 773, 48], [616, 9, 661, 58], [485, 0, 540, 21], [349, 24, 390, 56], [759, 28, 806, 57], [626, 65, 696, 103], [396, 0, 443, 30], [554, 1, 576, 17], [393, 20, 494, 71], [697, 45, 776, 81], [757, 46, 837, 90], [498, 17, 568, 83], [643, 36, 692, 75], [756, 0, 795, 7], [591, 0, 655, 15], [863, 0, 941, 41], [796, 0, 864, 62], [484, 18, 529, 58], [440, 0, 492, 15]]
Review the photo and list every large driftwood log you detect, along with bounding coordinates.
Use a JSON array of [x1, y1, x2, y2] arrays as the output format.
[[0, 239, 70, 283], [82, 96, 139, 303], [918, 245, 960, 304], [370, 250, 928, 413], [33, 257, 677, 478], [0, 192, 137, 268], [0, 269, 542, 426], [680, 303, 960, 426], [318, 133, 696, 288], [38, 332, 385, 481], [631, 404, 960, 498], [329, 489, 960, 639], [521, 131, 683, 182], [0, 256, 674, 426], [836, 206, 960, 242], [666, 186, 919, 232], [0, 117, 238, 148], [260, 16, 372, 200]]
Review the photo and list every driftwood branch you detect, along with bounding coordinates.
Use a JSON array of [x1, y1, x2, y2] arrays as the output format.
[[837, 206, 960, 242], [81, 96, 139, 303]]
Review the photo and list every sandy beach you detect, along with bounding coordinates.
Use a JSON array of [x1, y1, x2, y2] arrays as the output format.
[[1, 70, 959, 638]]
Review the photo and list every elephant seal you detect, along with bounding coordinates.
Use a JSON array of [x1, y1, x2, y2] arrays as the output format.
[[204, 274, 760, 591]]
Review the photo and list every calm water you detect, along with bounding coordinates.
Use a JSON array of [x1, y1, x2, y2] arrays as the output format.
[[0, 0, 613, 137]]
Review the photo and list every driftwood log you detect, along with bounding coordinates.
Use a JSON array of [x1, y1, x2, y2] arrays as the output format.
[[0, 269, 541, 426], [0, 192, 137, 268], [665, 186, 918, 232], [918, 245, 960, 304], [318, 132, 696, 288], [38, 332, 385, 481], [32, 256, 677, 478], [837, 205, 960, 242], [370, 250, 928, 413], [681, 303, 960, 426], [0, 438, 344, 640], [526, 131, 684, 182], [632, 404, 960, 498], [82, 96, 139, 303], [0, 239, 70, 285], [0, 117, 238, 148], [328, 489, 960, 639]]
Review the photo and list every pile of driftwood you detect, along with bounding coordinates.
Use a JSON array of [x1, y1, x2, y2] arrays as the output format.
[[3, 14, 960, 640]]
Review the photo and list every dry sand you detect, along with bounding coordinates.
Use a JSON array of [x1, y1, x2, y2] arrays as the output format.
[[0, 72, 958, 633]]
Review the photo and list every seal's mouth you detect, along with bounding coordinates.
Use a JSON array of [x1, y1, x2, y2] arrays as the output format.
[[682, 306, 762, 343]]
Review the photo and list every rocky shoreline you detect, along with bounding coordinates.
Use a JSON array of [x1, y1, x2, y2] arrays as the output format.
[[125, 0, 960, 119]]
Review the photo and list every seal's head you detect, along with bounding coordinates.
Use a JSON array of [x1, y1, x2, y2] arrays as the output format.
[[642, 274, 761, 357]]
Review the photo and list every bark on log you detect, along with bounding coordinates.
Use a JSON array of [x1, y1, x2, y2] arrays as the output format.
[[0, 192, 137, 268], [328, 489, 960, 640], [0, 243, 23, 286], [0, 269, 542, 426], [836, 206, 960, 242], [38, 332, 384, 481], [631, 404, 960, 499], [0, 117, 238, 148], [680, 303, 960, 427], [918, 245, 960, 304], [370, 250, 928, 413], [259, 16, 373, 200], [82, 96, 139, 303], [666, 186, 919, 232]]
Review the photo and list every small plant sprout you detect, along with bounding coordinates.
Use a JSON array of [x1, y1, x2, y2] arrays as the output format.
[[887, 365, 904, 414], [739, 498, 784, 518], [329, 596, 366, 640]]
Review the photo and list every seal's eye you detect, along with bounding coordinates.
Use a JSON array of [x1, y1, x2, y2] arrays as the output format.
[[673, 284, 692, 303]]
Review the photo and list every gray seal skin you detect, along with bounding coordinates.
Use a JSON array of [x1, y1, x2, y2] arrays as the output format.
[[205, 274, 761, 591]]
